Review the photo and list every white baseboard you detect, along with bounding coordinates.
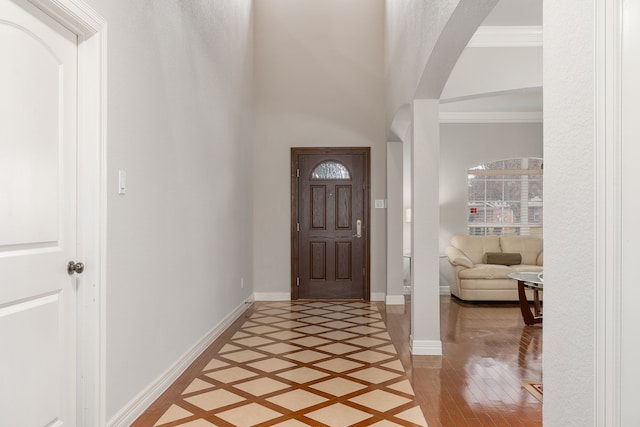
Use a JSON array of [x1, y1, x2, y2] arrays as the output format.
[[410, 338, 443, 355], [440, 285, 451, 295], [107, 298, 253, 427], [253, 292, 291, 301], [253, 292, 391, 302], [385, 294, 406, 305], [370, 292, 386, 302]]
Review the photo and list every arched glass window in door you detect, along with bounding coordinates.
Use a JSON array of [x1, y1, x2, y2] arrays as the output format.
[[310, 160, 351, 180]]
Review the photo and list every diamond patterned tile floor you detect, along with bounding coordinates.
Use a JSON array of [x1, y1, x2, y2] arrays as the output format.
[[134, 301, 428, 427]]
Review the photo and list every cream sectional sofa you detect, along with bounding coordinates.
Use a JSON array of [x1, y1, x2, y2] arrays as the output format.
[[445, 235, 543, 302]]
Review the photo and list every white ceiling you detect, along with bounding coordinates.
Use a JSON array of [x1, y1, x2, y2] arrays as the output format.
[[482, 0, 542, 26], [440, 0, 543, 120], [440, 87, 542, 112]]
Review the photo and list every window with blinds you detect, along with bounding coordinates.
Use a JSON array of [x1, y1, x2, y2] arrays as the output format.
[[467, 158, 543, 236]]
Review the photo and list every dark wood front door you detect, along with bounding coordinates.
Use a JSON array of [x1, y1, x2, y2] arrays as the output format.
[[291, 148, 370, 300]]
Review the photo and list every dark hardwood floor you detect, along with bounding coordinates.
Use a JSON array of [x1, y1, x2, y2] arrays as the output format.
[[386, 296, 542, 427]]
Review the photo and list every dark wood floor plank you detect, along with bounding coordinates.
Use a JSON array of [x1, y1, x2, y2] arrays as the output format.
[[386, 296, 542, 427]]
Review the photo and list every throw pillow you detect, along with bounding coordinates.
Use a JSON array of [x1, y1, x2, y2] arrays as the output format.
[[483, 252, 522, 265]]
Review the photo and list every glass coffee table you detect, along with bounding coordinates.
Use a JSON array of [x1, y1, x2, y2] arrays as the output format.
[[508, 272, 543, 325]]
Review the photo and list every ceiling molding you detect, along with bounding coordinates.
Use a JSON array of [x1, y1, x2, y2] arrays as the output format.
[[467, 26, 542, 48], [439, 111, 543, 123]]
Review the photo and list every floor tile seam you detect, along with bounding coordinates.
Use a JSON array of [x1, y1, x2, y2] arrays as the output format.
[[181, 392, 291, 422], [139, 394, 192, 425], [199, 361, 249, 375], [152, 409, 209, 427], [260, 395, 369, 423], [174, 397, 240, 421], [143, 404, 193, 427], [287, 364, 367, 383], [345, 398, 424, 419], [371, 385, 419, 401], [352, 419, 422, 427], [361, 409, 430, 427], [249, 394, 332, 420], [334, 414, 398, 427], [216, 385, 306, 405], [248, 413, 323, 427], [343, 355, 398, 366], [179, 376, 220, 396], [228, 339, 383, 356], [213, 367, 352, 393], [201, 368, 301, 390], [200, 412, 251, 427], [232, 337, 280, 346], [283, 320, 380, 329], [252, 363, 330, 379], [218, 344, 335, 362], [304, 363, 402, 385], [305, 374, 385, 393], [309, 346, 396, 359], [304, 379, 389, 400], [287, 394, 404, 423]]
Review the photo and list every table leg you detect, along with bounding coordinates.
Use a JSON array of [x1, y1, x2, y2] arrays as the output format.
[[533, 289, 542, 317], [518, 280, 542, 325]]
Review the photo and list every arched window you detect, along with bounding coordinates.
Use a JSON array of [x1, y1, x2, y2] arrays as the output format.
[[467, 158, 543, 236], [310, 161, 351, 180]]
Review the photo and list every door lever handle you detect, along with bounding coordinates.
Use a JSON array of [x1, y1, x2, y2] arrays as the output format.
[[352, 219, 362, 238]]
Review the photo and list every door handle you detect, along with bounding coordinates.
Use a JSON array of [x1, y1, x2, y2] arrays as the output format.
[[353, 219, 362, 238], [67, 261, 85, 275]]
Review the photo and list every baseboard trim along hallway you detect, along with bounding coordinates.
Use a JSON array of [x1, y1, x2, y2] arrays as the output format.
[[108, 298, 254, 427]]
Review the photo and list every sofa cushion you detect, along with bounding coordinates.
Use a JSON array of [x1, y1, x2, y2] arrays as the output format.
[[445, 246, 473, 268], [483, 252, 521, 265], [499, 236, 542, 265], [451, 235, 501, 265], [458, 264, 513, 280]]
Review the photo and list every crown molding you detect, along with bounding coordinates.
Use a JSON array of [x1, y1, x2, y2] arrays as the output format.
[[439, 111, 543, 123], [468, 26, 542, 48]]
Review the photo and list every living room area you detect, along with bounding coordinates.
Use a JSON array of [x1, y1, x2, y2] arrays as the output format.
[[392, 0, 544, 424]]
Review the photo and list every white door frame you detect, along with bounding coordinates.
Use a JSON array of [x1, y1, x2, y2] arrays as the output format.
[[27, 0, 107, 424]]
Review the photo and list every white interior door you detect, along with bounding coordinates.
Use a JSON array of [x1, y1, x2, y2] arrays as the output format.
[[0, 0, 79, 424]]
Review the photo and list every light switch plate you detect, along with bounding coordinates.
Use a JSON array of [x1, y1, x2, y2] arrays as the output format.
[[118, 170, 126, 195], [374, 199, 386, 209]]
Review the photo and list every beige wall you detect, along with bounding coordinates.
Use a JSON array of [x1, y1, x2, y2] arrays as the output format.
[[253, 0, 386, 298], [439, 122, 543, 250], [385, 0, 459, 126], [85, 0, 254, 421]]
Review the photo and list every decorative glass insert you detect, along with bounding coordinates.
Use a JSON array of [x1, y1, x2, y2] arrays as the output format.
[[311, 161, 351, 180]]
